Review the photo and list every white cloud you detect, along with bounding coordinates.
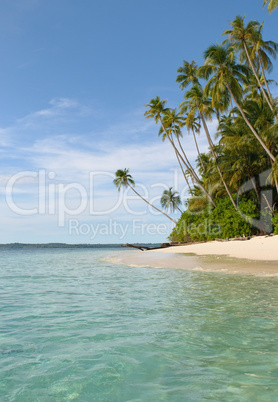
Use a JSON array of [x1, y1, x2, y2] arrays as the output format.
[[0, 98, 214, 242]]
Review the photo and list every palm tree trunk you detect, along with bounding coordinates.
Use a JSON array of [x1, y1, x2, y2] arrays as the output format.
[[227, 84, 276, 162], [243, 40, 274, 113], [274, 172, 278, 194], [175, 148, 193, 192], [200, 113, 238, 210], [192, 128, 205, 171], [127, 184, 177, 224], [250, 176, 260, 202], [170, 135, 216, 206], [176, 135, 201, 181], [159, 117, 216, 207], [262, 193, 274, 214], [258, 52, 274, 104]]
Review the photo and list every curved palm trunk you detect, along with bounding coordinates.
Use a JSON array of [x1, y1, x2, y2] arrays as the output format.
[[177, 206, 183, 214], [176, 135, 202, 182], [243, 40, 274, 113], [200, 113, 238, 210], [159, 117, 216, 207], [127, 184, 177, 224], [171, 134, 216, 206], [258, 52, 273, 104], [274, 173, 278, 195], [250, 176, 260, 202], [175, 147, 193, 192], [192, 128, 205, 171], [227, 84, 276, 162]]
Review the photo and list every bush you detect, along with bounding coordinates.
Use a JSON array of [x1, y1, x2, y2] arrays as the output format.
[[273, 213, 278, 234], [169, 196, 259, 243]]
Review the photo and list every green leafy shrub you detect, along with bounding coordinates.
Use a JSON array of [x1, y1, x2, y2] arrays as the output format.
[[273, 213, 278, 234], [169, 196, 259, 242]]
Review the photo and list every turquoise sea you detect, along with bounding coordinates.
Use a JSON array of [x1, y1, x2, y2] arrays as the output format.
[[1, 247, 278, 401]]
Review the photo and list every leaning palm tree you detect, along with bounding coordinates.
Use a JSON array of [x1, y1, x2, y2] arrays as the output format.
[[263, 0, 278, 13], [145, 97, 216, 206], [222, 16, 275, 113], [243, 71, 277, 101], [113, 169, 177, 224], [199, 43, 276, 162], [160, 187, 183, 213], [249, 23, 278, 103], [162, 108, 197, 184], [184, 111, 205, 171], [159, 111, 193, 192], [180, 84, 237, 209]]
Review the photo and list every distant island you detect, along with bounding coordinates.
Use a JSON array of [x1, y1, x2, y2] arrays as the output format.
[[0, 243, 160, 249]]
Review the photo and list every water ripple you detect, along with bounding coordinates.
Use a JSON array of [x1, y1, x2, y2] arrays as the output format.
[[1, 248, 278, 401]]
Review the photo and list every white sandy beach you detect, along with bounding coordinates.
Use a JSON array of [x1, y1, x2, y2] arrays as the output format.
[[154, 235, 278, 261], [110, 235, 278, 276]]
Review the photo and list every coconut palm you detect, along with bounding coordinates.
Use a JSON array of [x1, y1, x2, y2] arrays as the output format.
[[185, 111, 205, 171], [217, 114, 266, 201], [159, 110, 193, 192], [176, 60, 200, 90], [145, 98, 216, 206], [180, 84, 238, 209], [199, 43, 276, 162], [263, 0, 278, 13], [243, 72, 277, 101], [144, 96, 169, 132], [249, 23, 278, 103], [162, 109, 198, 181], [113, 169, 177, 224], [160, 187, 183, 213], [222, 16, 275, 113]]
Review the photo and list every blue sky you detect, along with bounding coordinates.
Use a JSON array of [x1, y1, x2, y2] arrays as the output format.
[[0, 0, 277, 244]]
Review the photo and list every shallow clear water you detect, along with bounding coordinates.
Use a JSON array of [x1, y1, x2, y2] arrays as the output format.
[[1, 248, 278, 401]]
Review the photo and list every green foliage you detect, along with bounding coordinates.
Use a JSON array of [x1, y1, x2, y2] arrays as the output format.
[[169, 196, 259, 242], [272, 213, 278, 234]]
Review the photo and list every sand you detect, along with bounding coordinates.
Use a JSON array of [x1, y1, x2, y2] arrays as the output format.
[[109, 235, 278, 276], [153, 235, 278, 261]]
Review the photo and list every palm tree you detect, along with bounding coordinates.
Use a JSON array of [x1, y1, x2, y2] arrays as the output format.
[[162, 109, 198, 182], [159, 109, 193, 191], [176, 60, 200, 90], [263, 0, 278, 13], [145, 98, 216, 206], [113, 169, 177, 224], [160, 187, 183, 213], [199, 43, 276, 162], [222, 16, 275, 113], [217, 113, 266, 201], [180, 84, 238, 209], [144, 96, 169, 133], [243, 72, 277, 101], [249, 24, 278, 103], [184, 111, 205, 171]]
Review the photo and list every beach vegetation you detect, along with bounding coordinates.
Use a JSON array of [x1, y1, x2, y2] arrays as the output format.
[[143, 15, 278, 242], [273, 213, 278, 234], [170, 196, 258, 242], [113, 16, 277, 242]]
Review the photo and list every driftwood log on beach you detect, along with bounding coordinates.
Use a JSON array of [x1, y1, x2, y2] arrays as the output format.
[[122, 236, 255, 251], [121, 243, 172, 251]]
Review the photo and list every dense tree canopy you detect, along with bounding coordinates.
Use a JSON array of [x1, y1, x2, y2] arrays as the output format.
[[144, 15, 278, 241]]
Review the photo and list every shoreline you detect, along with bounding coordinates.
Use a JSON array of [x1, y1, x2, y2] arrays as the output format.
[[154, 235, 278, 261], [108, 235, 278, 276]]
